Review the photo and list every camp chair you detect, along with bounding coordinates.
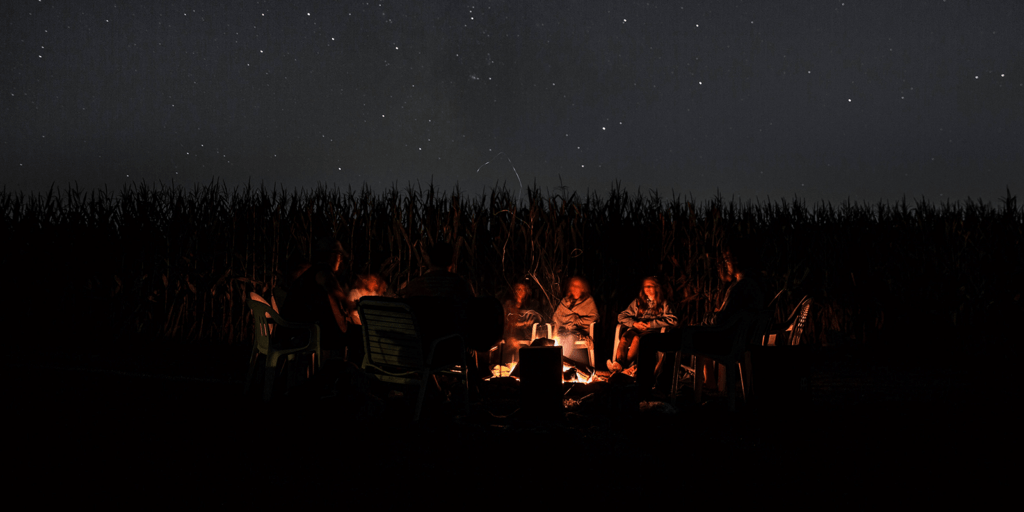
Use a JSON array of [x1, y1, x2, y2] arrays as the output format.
[[531, 322, 550, 342], [535, 322, 597, 368], [765, 296, 812, 346], [478, 321, 552, 370], [358, 296, 469, 422], [675, 309, 772, 411], [245, 295, 321, 401]]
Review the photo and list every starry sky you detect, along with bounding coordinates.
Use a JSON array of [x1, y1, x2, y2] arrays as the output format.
[[2, 1, 1022, 202]]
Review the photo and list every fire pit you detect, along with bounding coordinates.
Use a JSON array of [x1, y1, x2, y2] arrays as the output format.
[[552, 325, 597, 368], [561, 359, 595, 384]]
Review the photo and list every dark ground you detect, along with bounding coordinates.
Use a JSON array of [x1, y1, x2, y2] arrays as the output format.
[[9, 340, 989, 506]]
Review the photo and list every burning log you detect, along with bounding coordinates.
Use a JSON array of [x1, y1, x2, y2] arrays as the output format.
[[560, 356, 594, 383], [563, 367, 578, 382]]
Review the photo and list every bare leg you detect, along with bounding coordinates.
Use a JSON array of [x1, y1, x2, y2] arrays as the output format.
[[626, 335, 641, 365], [703, 358, 716, 386], [616, 336, 630, 363]]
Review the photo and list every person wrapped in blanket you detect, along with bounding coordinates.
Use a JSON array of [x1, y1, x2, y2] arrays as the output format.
[[608, 276, 678, 373], [552, 277, 600, 351]]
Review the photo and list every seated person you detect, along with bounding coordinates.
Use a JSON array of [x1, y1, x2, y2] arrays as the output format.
[[609, 276, 678, 372], [552, 277, 599, 351], [347, 274, 387, 326], [280, 238, 351, 361], [636, 239, 767, 392], [400, 241, 474, 300], [400, 241, 502, 366], [501, 282, 542, 362]]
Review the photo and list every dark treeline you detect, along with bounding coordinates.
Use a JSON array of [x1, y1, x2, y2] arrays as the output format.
[[4, 182, 1020, 354]]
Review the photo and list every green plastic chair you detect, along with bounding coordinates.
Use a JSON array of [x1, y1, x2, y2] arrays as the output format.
[[357, 296, 468, 422], [245, 295, 321, 401], [765, 296, 813, 346]]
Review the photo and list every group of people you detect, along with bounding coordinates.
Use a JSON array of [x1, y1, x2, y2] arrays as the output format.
[[500, 276, 602, 362], [278, 235, 767, 395], [500, 238, 768, 391], [278, 238, 502, 380]]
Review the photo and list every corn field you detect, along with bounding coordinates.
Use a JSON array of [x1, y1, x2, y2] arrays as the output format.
[[3, 182, 1020, 351]]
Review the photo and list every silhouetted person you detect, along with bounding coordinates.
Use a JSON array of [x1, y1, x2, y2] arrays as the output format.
[[400, 241, 502, 378], [636, 239, 768, 393], [280, 238, 352, 360], [400, 241, 474, 299]]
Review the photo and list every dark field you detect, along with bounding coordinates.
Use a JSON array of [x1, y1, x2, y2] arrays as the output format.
[[5, 184, 1014, 503], [11, 340, 981, 505]]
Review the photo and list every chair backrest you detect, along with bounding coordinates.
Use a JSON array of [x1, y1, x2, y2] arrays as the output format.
[[534, 322, 596, 344], [249, 292, 273, 314], [530, 322, 550, 341], [357, 296, 426, 371], [247, 298, 274, 354], [788, 296, 813, 346], [249, 291, 278, 335]]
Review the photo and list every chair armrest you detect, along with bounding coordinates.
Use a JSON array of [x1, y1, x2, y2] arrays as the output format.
[[424, 333, 466, 367], [267, 324, 321, 368], [268, 309, 319, 351]]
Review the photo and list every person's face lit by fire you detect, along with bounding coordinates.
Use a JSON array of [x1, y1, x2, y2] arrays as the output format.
[[514, 284, 529, 304], [315, 239, 346, 274], [569, 279, 583, 300], [328, 252, 343, 273], [642, 279, 658, 301], [367, 276, 383, 294]]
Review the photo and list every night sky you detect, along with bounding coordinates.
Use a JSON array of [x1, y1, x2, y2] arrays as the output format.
[[2, 1, 1021, 202]]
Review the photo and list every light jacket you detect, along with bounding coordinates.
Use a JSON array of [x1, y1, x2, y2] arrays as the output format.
[[617, 298, 678, 331]]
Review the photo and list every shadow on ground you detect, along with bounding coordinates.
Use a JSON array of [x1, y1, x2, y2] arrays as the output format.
[[9, 341, 986, 505]]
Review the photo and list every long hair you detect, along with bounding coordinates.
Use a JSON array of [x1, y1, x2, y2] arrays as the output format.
[[507, 282, 531, 305], [637, 276, 663, 313], [564, 276, 591, 299]]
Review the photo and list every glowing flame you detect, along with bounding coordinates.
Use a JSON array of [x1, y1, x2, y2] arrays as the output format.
[[490, 361, 517, 379], [562, 363, 595, 384]]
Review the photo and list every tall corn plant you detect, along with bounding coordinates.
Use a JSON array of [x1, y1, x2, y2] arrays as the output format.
[[2, 183, 1019, 349]]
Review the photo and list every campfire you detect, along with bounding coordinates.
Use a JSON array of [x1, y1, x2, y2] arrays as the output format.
[[489, 359, 596, 383], [554, 335, 595, 383], [488, 335, 599, 383], [562, 362, 595, 383], [491, 362, 517, 378]]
